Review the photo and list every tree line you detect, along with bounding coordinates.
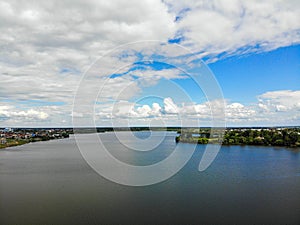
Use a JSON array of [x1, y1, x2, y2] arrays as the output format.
[[176, 128, 300, 147]]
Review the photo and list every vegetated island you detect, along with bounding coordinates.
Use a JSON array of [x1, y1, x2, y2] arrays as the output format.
[[176, 127, 300, 148], [0, 128, 72, 149]]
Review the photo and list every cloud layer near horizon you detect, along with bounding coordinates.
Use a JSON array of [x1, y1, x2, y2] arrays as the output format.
[[1, 90, 300, 127]]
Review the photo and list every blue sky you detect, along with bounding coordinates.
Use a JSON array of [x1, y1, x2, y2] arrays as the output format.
[[118, 43, 300, 110], [210, 44, 300, 104], [85, 43, 300, 127], [0, 0, 299, 127]]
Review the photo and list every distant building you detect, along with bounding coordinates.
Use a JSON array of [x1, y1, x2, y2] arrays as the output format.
[[0, 138, 7, 144], [3, 128, 13, 132]]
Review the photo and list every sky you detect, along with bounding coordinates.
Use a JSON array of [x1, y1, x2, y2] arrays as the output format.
[[0, 0, 299, 127]]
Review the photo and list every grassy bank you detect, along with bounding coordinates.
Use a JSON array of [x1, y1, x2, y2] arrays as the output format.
[[0, 138, 31, 149]]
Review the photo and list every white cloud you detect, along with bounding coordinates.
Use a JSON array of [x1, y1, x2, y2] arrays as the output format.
[[0, 0, 299, 126], [258, 90, 300, 112], [92, 91, 300, 126], [0, 0, 176, 102], [166, 0, 300, 58], [0, 105, 49, 122], [130, 68, 186, 87], [2, 90, 299, 127], [163, 97, 179, 114]]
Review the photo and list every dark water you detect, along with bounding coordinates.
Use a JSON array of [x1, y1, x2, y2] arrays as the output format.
[[0, 132, 299, 225]]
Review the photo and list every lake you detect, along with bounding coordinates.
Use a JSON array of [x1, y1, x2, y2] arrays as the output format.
[[0, 131, 299, 225]]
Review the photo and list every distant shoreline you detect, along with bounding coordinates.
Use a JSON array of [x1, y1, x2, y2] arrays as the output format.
[[0, 136, 70, 150], [176, 127, 300, 148], [0, 128, 72, 150], [1, 127, 300, 149]]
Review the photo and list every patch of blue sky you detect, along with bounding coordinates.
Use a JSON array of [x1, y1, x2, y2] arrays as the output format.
[[168, 37, 183, 44], [133, 96, 164, 108], [109, 64, 147, 79], [209, 44, 300, 104], [108, 56, 209, 106], [133, 61, 176, 70], [171, 78, 207, 103], [109, 61, 177, 79], [109, 45, 299, 108], [109, 73, 125, 79], [117, 48, 201, 75], [174, 8, 191, 22], [129, 78, 207, 106]]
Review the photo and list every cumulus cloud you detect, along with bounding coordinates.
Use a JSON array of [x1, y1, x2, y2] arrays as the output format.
[[0, 0, 176, 105], [0, 102, 75, 126], [258, 90, 300, 112], [2, 90, 299, 127], [163, 97, 179, 114], [226, 103, 256, 121], [0, 105, 49, 123], [93, 91, 300, 126], [166, 0, 300, 60]]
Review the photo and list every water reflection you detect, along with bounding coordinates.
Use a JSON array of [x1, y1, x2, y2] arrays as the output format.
[[0, 132, 299, 225]]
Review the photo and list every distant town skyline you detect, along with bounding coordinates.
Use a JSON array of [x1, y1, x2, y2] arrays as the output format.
[[0, 0, 299, 127]]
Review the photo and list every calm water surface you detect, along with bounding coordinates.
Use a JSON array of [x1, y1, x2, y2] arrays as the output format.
[[0, 132, 299, 225]]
